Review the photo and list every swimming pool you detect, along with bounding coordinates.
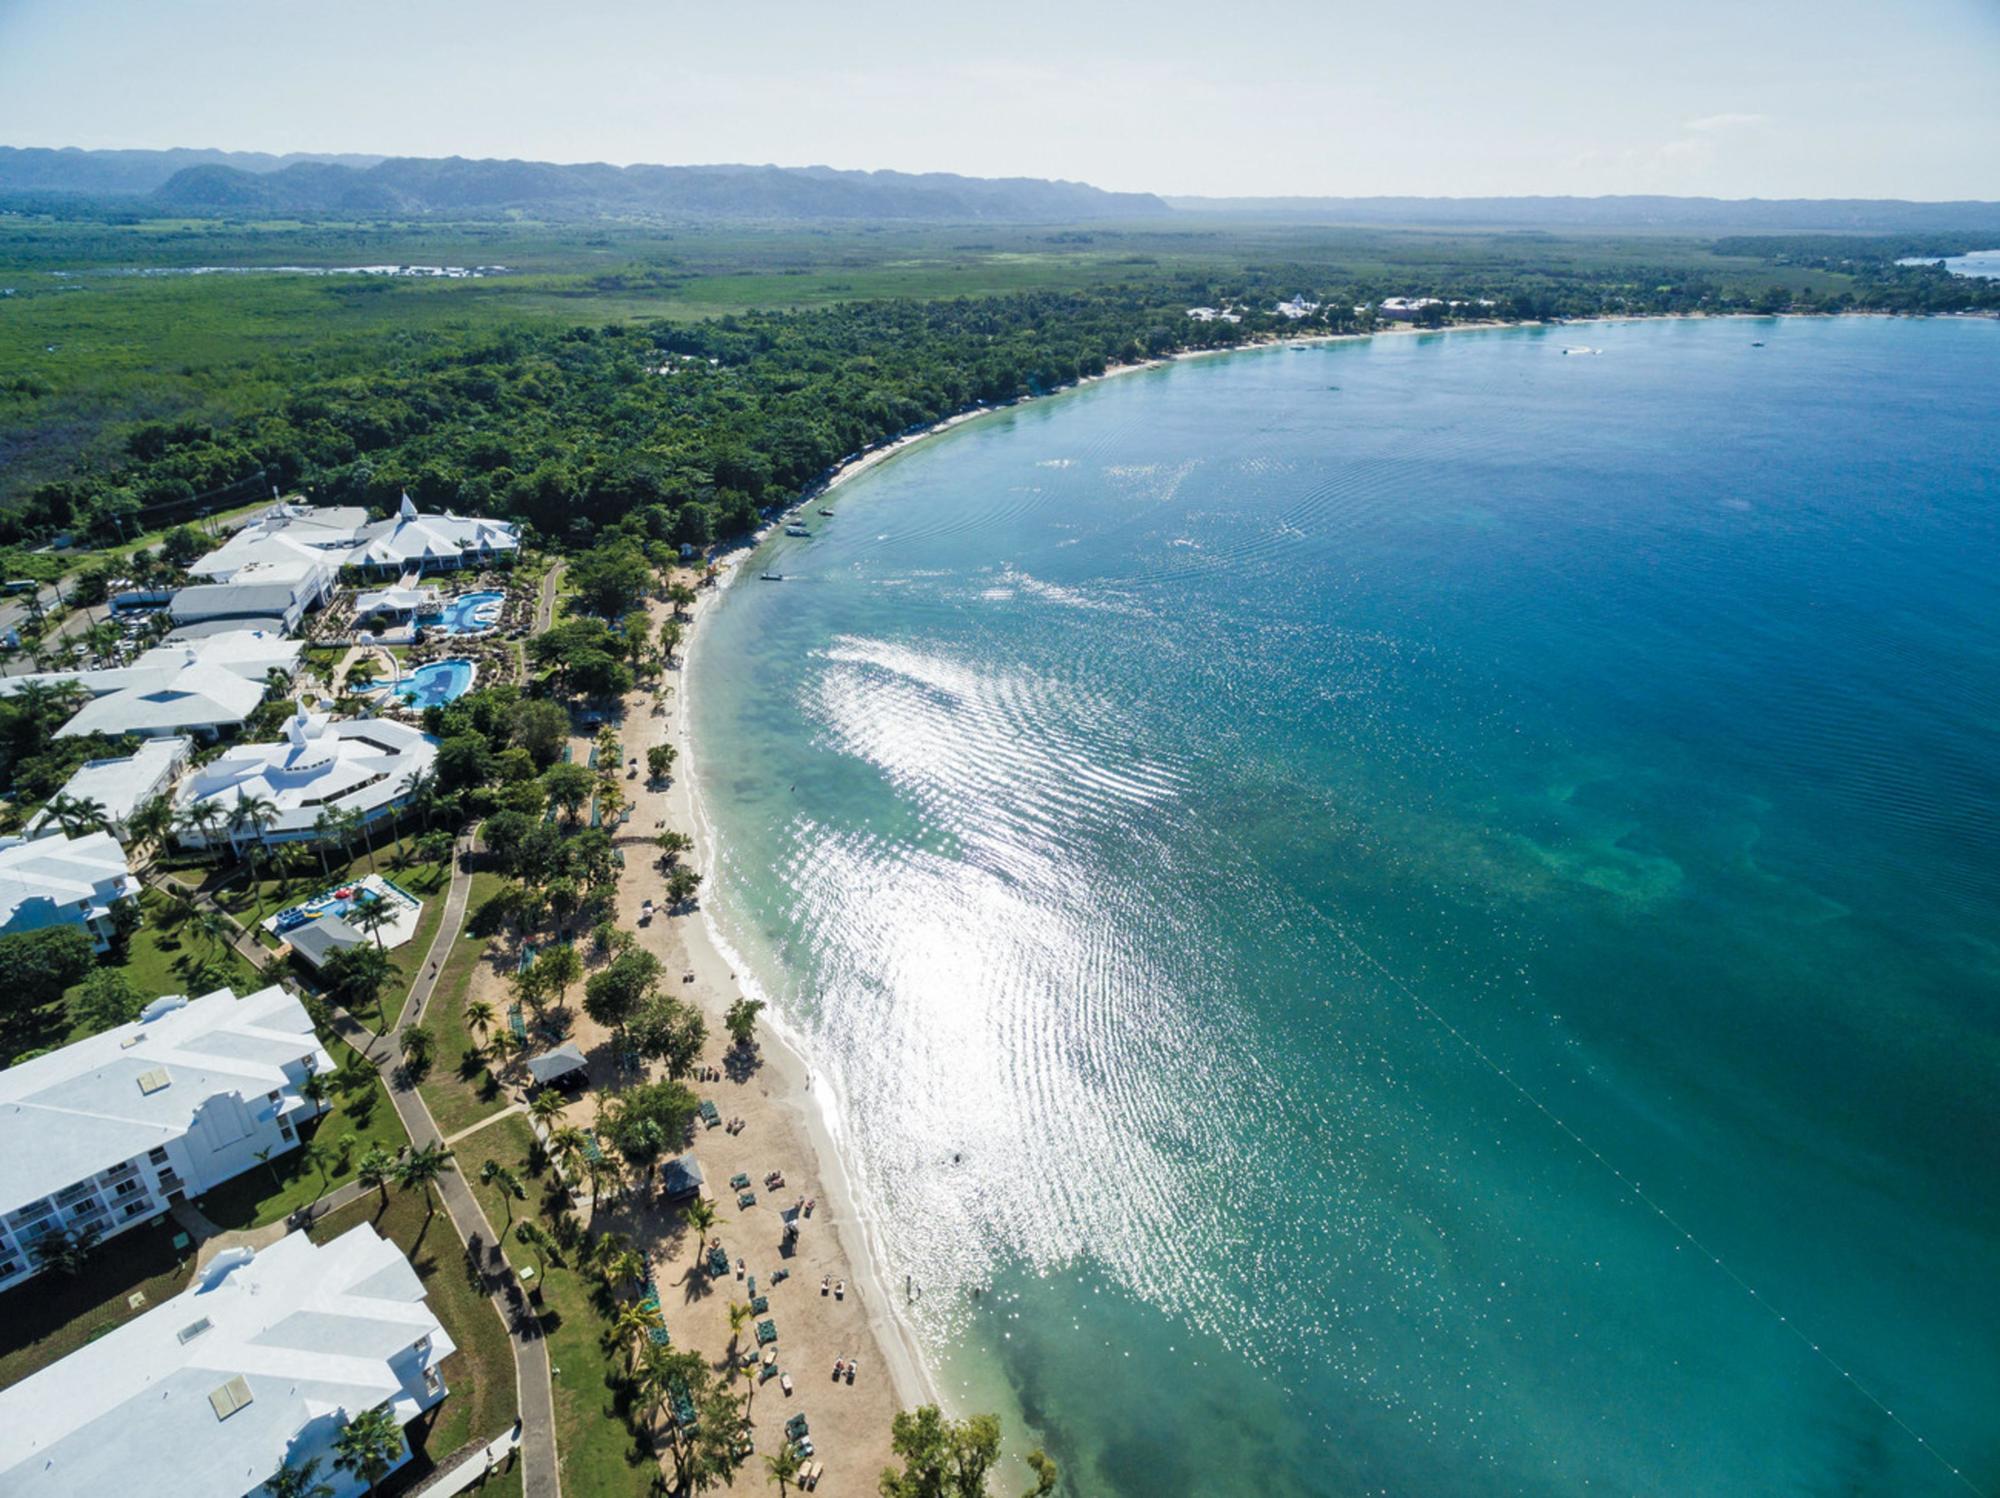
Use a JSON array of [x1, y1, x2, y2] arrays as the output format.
[[391, 657, 477, 708], [423, 590, 505, 635]]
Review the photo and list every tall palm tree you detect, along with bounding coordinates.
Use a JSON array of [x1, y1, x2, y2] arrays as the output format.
[[331, 1407, 404, 1497], [126, 794, 177, 853], [393, 1142, 457, 1233], [350, 893, 397, 953], [357, 1145, 396, 1213], [311, 808, 341, 879], [300, 1141, 335, 1208], [478, 1159, 525, 1234], [764, 1446, 803, 1496], [261, 1455, 335, 1498], [613, 1297, 667, 1373], [228, 793, 280, 915], [45, 793, 110, 838], [465, 999, 495, 1042], [403, 767, 438, 832], [343, 806, 378, 871], [176, 798, 227, 854], [530, 1088, 568, 1129], [194, 908, 233, 961], [683, 1197, 718, 1262]]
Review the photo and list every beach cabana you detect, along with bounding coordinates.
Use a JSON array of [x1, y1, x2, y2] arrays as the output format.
[[524, 1042, 588, 1091], [658, 1153, 705, 1201]]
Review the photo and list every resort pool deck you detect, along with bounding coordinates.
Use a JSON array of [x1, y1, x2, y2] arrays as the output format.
[[390, 657, 477, 708], [264, 872, 423, 955]]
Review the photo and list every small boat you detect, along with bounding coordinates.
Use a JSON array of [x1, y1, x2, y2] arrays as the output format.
[[760, 572, 784, 582], [818, 508, 834, 517], [784, 524, 811, 537], [1751, 340, 1765, 347]]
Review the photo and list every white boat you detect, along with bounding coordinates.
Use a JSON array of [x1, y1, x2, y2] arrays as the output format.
[[784, 524, 812, 537]]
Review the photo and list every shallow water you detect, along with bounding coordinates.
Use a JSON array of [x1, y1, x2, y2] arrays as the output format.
[[691, 319, 2000, 1496]]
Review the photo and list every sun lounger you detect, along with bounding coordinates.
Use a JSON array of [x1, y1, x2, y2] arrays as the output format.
[[738, 1190, 757, 1208], [785, 1413, 810, 1440], [749, 1294, 769, 1314], [706, 1246, 730, 1277], [746, 1274, 757, 1296], [781, 1372, 794, 1395], [730, 1173, 751, 1190], [756, 1318, 778, 1345], [700, 1099, 722, 1127], [648, 1325, 671, 1346]]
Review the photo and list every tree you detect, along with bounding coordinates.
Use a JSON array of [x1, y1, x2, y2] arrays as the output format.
[[584, 946, 662, 1035], [765, 1446, 803, 1496], [28, 1223, 100, 1278], [665, 865, 703, 910], [321, 943, 395, 1031], [465, 998, 496, 1041], [125, 793, 177, 851], [479, 1158, 526, 1234], [657, 829, 693, 864], [682, 1196, 718, 1261], [631, 993, 706, 1080], [724, 997, 764, 1051], [536, 942, 582, 1011], [357, 1144, 397, 1211], [646, 743, 676, 783], [570, 541, 655, 619], [541, 762, 596, 823], [350, 892, 398, 953], [400, 1023, 436, 1077], [0, 924, 96, 1035], [511, 697, 572, 769], [261, 1455, 336, 1498], [228, 792, 281, 914], [45, 792, 109, 838], [394, 1142, 456, 1232], [437, 733, 495, 793], [72, 966, 143, 1034], [878, 1407, 1006, 1498], [300, 1140, 336, 1207], [1021, 1448, 1060, 1497], [603, 1077, 699, 1167], [613, 1296, 667, 1373], [331, 1406, 405, 1497], [513, 1219, 556, 1282]]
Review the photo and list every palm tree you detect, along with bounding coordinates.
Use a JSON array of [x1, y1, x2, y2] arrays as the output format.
[[403, 767, 438, 832], [228, 793, 280, 915], [357, 1145, 396, 1212], [300, 1141, 335, 1208], [351, 893, 397, 953], [331, 1406, 404, 1497], [529, 1088, 568, 1129], [399, 1024, 435, 1074], [765, 1446, 803, 1496], [261, 1455, 335, 1498], [465, 999, 495, 1043], [725, 1299, 753, 1360], [194, 908, 233, 960], [344, 806, 378, 871], [126, 794, 177, 853], [613, 1297, 667, 1373], [479, 1159, 526, 1234], [393, 1142, 456, 1233], [683, 1197, 718, 1261], [177, 798, 227, 854], [45, 793, 109, 838], [311, 808, 341, 879]]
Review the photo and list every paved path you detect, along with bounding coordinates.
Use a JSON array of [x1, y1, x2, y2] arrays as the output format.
[[445, 1101, 527, 1147], [532, 562, 565, 634], [397, 829, 480, 1031]]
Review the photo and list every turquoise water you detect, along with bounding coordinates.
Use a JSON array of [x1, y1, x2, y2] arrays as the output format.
[[393, 657, 475, 708], [429, 589, 505, 634], [690, 319, 2000, 1497]]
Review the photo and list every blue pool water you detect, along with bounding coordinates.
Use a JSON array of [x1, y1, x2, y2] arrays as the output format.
[[391, 657, 476, 708], [428, 590, 505, 634], [691, 319, 2000, 1496]]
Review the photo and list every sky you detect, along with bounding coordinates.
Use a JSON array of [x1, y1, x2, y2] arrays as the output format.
[[1, 0, 1996, 200]]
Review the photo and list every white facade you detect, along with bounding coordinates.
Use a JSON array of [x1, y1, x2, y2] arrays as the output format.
[[0, 985, 332, 1288], [28, 736, 191, 840], [188, 496, 519, 584], [0, 1224, 455, 1498], [0, 830, 141, 952], [175, 703, 438, 846], [170, 558, 336, 635], [1379, 296, 1445, 321], [0, 630, 302, 741]]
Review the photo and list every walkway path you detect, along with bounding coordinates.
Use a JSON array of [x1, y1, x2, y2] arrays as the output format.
[[397, 828, 481, 1031], [532, 561, 565, 634], [445, 1100, 526, 1147], [416, 1424, 524, 1498]]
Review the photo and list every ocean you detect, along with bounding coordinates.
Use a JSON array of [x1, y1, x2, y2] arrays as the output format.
[[688, 317, 2000, 1496]]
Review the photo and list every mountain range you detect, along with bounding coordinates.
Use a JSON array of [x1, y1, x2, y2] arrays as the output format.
[[2, 147, 1996, 230]]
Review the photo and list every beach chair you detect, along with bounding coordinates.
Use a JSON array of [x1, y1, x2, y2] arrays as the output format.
[[507, 1005, 528, 1041], [785, 1414, 809, 1441], [700, 1099, 722, 1128], [749, 1294, 769, 1314], [737, 1190, 756, 1208], [648, 1325, 671, 1347], [706, 1245, 730, 1278], [730, 1172, 751, 1191], [756, 1318, 778, 1345], [746, 1275, 757, 1296]]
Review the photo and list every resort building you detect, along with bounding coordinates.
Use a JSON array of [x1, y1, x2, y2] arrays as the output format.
[[0, 630, 302, 741], [170, 557, 337, 636], [1378, 296, 1445, 321], [0, 830, 141, 951], [174, 703, 438, 848], [0, 984, 332, 1288], [1275, 295, 1321, 319], [24, 736, 191, 841], [0, 1224, 455, 1498], [186, 496, 520, 586]]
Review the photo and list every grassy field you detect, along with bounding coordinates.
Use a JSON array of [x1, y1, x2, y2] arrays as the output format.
[[310, 1183, 518, 1489], [0, 1214, 193, 1391], [419, 868, 514, 1138], [464, 1111, 655, 1496]]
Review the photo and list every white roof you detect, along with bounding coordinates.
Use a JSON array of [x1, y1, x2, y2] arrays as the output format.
[[0, 632, 301, 739], [35, 737, 189, 831], [350, 508, 519, 569], [0, 984, 331, 1211], [178, 707, 438, 835], [189, 499, 517, 580], [0, 830, 138, 935], [0, 1224, 455, 1498], [354, 586, 440, 615], [171, 560, 330, 620]]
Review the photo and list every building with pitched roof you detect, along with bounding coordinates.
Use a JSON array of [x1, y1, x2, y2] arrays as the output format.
[[25, 736, 192, 841], [173, 703, 438, 847], [186, 496, 519, 587], [0, 1224, 454, 1498], [0, 829, 141, 951], [0, 985, 332, 1288], [0, 630, 302, 741]]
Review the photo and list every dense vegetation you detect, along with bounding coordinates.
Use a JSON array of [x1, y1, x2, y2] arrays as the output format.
[[5, 215, 1994, 518]]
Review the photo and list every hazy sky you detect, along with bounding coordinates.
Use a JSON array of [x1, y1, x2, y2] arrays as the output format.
[[2, 0, 1996, 199]]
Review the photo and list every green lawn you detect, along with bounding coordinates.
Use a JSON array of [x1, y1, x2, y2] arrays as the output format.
[[0, 1215, 195, 1391], [418, 870, 514, 1137], [464, 1112, 653, 1495], [310, 1183, 517, 1487], [54, 886, 258, 1049], [194, 1037, 410, 1232]]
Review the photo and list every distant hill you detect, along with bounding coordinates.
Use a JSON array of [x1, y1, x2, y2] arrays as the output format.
[[0, 146, 385, 195], [1167, 194, 2000, 233], [0, 146, 1169, 222]]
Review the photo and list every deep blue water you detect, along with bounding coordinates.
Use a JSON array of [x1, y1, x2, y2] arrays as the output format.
[[690, 318, 2000, 1496]]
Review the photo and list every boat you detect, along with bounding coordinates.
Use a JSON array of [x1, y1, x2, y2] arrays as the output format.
[[784, 524, 812, 537], [818, 508, 834, 517], [1751, 340, 1765, 347], [760, 572, 784, 582]]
